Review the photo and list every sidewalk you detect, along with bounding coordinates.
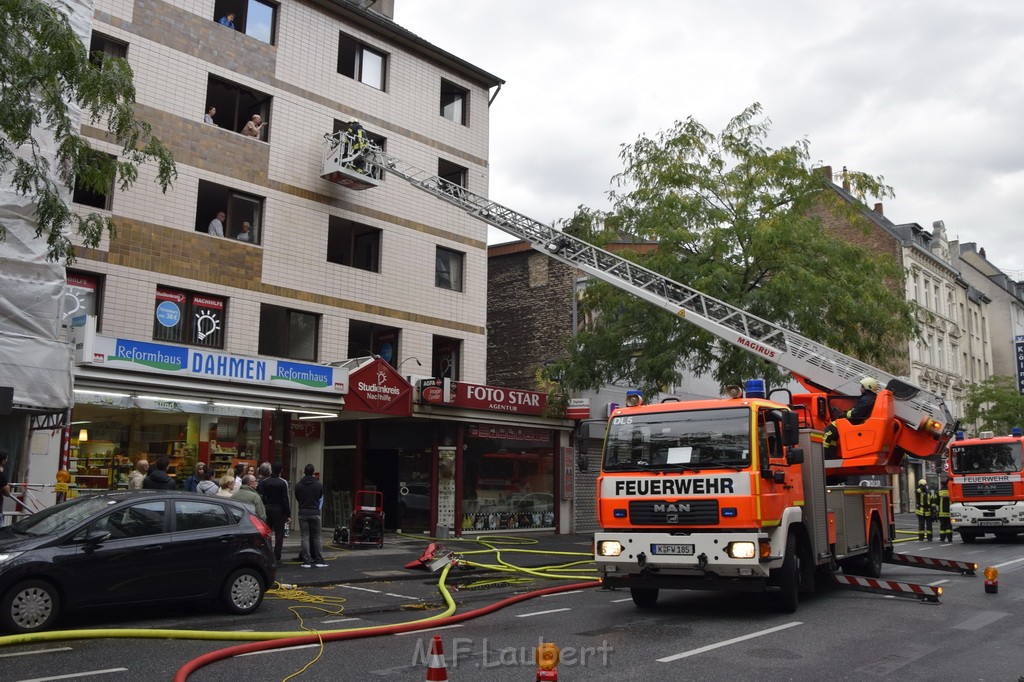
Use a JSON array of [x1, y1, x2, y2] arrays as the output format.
[[274, 528, 596, 587]]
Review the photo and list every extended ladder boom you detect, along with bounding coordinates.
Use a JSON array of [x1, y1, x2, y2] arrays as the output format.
[[322, 133, 955, 450]]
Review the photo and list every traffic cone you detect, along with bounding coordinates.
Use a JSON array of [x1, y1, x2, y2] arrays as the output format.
[[425, 635, 448, 681]]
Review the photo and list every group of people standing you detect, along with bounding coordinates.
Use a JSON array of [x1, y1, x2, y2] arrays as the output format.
[[127, 457, 326, 568]]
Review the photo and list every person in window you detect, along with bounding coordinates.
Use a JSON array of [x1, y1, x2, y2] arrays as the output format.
[[240, 114, 267, 139], [822, 377, 879, 459], [218, 12, 235, 29], [204, 105, 217, 126], [236, 221, 252, 242], [207, 210, 225, 237], [143, 455, 177, 490]]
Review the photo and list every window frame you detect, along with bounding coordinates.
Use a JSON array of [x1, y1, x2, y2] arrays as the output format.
[[440, 79, 468, 125], [435, 246, 465, 292], [153, 286, 228, 350], [258, 304, 320, 361], [195, 180, 265, 243], [327, 216, 382, 272], [65, 271, 103, 329], [88, 32, 128, 64], [212, 0, 278, 45], [72, 150, 116, 211], [337, 32, 387, 91], [205, 74, 272, 141]]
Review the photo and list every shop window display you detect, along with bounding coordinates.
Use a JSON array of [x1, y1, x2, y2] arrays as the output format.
[[460, 425, 555, 531]]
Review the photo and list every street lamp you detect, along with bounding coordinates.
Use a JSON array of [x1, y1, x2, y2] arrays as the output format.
[[398, 357, 422, 370]]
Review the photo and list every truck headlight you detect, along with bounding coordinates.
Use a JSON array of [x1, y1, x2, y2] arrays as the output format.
[[597, 541, 623, 557], [726, 541, 757, 559]]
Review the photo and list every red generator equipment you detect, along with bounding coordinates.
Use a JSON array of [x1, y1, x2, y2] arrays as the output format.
[[337, 490, 384, 549]]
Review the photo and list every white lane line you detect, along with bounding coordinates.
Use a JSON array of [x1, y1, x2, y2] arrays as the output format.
[[993, 557, 1024, 569], [929, 579, 950, 586], [339, 585, 383, 594], [322, 617, 362, 624], [384, 592, 421, 600], [516, 608, 571, 618], [0, 648, 72, 658], [237, 644, 321, 657], [610, 597, 633, 603], [952, 611, 1009, 631], [393, 624, 465, 636], [658, 622, 803, 662], [18, 669, 127, 682], [541, 590, 585, 597]]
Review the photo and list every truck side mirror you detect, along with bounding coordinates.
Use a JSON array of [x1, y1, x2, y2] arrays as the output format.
[[786, 447, 804, 465], [782, 411, 801, 446]]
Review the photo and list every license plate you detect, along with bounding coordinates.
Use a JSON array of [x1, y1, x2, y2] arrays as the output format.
[[978, 520, 1003, 526], [651, 543, 694, 555]]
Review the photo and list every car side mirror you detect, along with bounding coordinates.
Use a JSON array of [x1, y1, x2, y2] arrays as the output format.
[[83, 529, 111, 546]]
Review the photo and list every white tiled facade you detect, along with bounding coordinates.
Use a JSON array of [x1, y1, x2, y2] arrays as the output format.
[[77, 0, 499, 380]]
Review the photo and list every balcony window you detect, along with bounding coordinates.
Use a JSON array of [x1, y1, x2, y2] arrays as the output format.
[[153, 287, 226, 349], [195, 180, 263, 243], [213, 0, 277, 44], [259, 304, 319, 361]]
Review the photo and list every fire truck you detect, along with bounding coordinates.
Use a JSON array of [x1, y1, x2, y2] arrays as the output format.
[[948, 429, 1024, 543], [322, 131, 958, 612]]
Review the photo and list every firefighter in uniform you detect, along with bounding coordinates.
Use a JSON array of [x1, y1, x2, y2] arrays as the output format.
[[344, 118, 369, 173], [823, 377, 879, 459], [915, 479, 934, 541], [937, 479, 952, 542]]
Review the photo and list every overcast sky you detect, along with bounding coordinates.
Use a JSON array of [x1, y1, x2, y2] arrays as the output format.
[[396, 1, 1024, 279]]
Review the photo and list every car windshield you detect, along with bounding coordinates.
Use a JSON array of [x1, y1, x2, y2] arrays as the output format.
[[9, 496, 118, 537], [602, 406, 752, 472], [950, 441, 1023, 474]]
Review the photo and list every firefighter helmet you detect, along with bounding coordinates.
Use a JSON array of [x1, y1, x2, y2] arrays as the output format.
[[860, 377, 879, 392], [348, 117, 361, 125], [918, 479, 927, 487]]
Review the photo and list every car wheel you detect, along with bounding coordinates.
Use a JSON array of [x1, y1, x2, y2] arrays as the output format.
[[1, 580, 61, 633], [223, 568, 265, 615], [630, 587, 658, 608]]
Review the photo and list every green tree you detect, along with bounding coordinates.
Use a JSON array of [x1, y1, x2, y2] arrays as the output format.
[[554, 103, 915, 396], [963, 376, 1024, 434], [0, 0, 176, 264]]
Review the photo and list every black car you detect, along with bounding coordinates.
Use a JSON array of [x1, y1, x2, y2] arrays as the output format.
[[0, 491, 276, 633]]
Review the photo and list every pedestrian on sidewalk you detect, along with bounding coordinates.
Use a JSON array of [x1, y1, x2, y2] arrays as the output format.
[[232, 474, 267, 521], [915, 479, 934, 541], [294, 463, 327, 568], [261, 462, 290, 563]]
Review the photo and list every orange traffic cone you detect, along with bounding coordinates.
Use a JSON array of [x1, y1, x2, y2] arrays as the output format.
[[425, 635, 449, 681]]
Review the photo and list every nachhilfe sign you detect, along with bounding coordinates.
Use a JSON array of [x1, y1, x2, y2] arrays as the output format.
[[601, 475, 751, 497]]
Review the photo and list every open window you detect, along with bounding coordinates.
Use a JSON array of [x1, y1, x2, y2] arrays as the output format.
[[327, 216, 381, 272], [195, 180, 264, 243], [88, 32, 127, 64], [204, 75, 272, 140], [213, 0, 277, 44], [438, 158, 468, 190], [337, 32, 387, 91], [440, 79, 468, 125]]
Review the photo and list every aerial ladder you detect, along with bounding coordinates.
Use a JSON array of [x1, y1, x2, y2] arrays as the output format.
[[322, 132, 957, 472]]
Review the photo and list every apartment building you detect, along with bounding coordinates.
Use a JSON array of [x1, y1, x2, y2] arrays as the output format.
[[57, 0, 573, 534]]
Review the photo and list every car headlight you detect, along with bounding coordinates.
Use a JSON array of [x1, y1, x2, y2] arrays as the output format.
[[0, 551, 24, 564], [597, 541, 623, 557]]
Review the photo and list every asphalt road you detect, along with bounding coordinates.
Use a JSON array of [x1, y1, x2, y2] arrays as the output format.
[[2, 535, 1023, 681]]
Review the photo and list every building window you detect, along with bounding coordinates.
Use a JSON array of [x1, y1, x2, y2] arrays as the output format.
[[88, 32, 127, 63], [436, 247, 464, 292], [438, 158, 468, 190], [348, 321, 401, 367], [65, 271, 103, 328], [72, 150, 116, 211], [195, 180, 263, 243], [440, 79, 468, 125], [337, 33, 386, 91], [213, 0, 277, 44], [205, 75, 272, 140], [327, 217, 381, 272], [259, 304, 319, 361], [153, 287, 226, 349], [432, 336, 461, 380]]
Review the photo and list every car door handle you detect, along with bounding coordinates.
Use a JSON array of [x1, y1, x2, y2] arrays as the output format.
[[219, 535, 235, 543], [144, 545, 164, 552]]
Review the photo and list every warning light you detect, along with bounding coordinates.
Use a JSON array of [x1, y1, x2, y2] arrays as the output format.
[[983, 566, 998, 594], [535, 642, 560, 681]]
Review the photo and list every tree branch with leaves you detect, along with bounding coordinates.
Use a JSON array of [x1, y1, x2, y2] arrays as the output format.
[[0, 0, 176, 263]]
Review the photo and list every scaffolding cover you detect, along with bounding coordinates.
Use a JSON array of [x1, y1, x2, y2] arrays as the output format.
[[0, 0, 91, 412]]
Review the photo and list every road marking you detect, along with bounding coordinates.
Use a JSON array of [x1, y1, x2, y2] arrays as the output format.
[[657, 622, 803, 662], [610, 597, 633, 603], [393, 624, 464, 636], [951, 611, 1009, 631], [0, 648, 72, 658], [541, 590, 585, 597], [928, 579, 950, 586], [384, 592, 421, 600], [322, 617, 361, 624], [18, 669, 127, 681], [516, 608, 571, 618], [339, 585, 383, 594], [993, 557, 1024, 569], [237, 644, 321, 657]]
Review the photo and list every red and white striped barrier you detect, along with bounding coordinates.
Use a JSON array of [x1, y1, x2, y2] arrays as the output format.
[[831, 574, 942, 603], [886, 553, 978, 576]]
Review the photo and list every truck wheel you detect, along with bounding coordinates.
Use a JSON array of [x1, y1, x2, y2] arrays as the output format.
[[961, 531, 978, 544], [769, 534, 799, 614], [861, 523, 884, 578], [630, 587, 658, 608]]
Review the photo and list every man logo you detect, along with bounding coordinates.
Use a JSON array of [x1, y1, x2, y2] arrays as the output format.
[[653, 503, 691, 513]]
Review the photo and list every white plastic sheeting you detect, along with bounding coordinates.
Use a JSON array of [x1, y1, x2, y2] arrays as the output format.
[[0, 0, 93, 412]]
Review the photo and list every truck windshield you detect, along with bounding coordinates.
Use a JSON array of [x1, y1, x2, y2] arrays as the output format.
[[950, 441, 1023, 474], [602, 406, 751, 472]]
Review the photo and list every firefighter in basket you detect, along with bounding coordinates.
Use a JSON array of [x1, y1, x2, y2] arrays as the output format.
[[822, 376, 879, 459]]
